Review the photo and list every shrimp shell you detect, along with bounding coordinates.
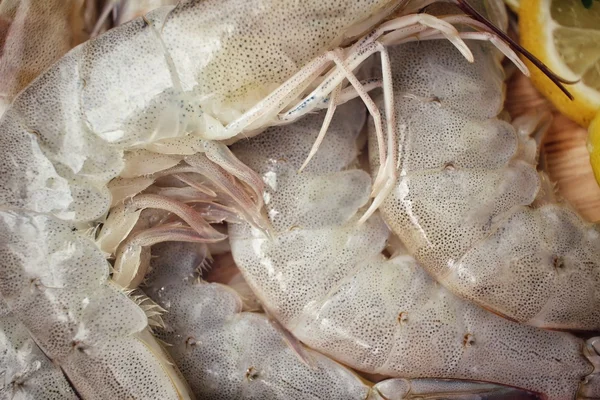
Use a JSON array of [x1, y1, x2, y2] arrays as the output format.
[[368, 33, 600, 331]]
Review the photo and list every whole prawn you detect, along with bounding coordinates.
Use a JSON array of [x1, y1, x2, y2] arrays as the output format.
[[227, 100, 600, 399], [141, 240, 540, 399], [367, 3, 600, 331]]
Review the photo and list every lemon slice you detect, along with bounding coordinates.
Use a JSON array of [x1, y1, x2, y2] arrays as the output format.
[[588, 111, 600, 185], [519, 0, 600, 127]]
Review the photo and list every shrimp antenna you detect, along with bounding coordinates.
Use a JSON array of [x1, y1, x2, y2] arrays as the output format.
[[454, 0, 576, 100]]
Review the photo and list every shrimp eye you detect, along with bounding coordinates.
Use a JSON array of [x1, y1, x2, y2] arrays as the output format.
[[581, 0, 594, 8]]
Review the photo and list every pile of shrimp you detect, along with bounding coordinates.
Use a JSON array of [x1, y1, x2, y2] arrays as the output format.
[[0, 0, 599, 399]]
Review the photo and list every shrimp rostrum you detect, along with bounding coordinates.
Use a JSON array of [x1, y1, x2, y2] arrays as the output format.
[[367, 1, 600, 331]]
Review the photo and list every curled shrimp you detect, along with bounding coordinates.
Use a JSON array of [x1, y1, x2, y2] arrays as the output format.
[[0, 0, 578, 396], [227, 100, 600, 399], [0, 1, 475, 394], [367, 2, 600, 331], [0, 0, 530, 227], [139, 240, 540, 400], [0, 0, 524, 294]]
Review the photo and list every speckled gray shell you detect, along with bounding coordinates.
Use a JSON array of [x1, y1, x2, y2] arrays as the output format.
[[143, 241, 540, 400], [0, 313, 78, 399]]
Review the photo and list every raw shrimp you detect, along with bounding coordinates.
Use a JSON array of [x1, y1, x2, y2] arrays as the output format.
[[0, 0, 94, 115], [227, 101, 600, 399], [0, 311, 78, 399], [0, 0, 525, 226], [0, 1, 466, 394], [0, 209, 192, 399], [0, 0, 510, 295], [367, 7, 600, 330], [0, 0, 564, 396], [141, 240, 539, 400]]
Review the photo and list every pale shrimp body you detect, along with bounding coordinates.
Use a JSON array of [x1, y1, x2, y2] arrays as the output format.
[[0, 0, 525, 288], [0, 0, 567, 397], [0, 0, 417, 223], [0, 5, 192, 397], [227, 102, 600, 399], [141, 240, 539, 400], [367, 25, 600, 330], [0, 1, 451, 395]]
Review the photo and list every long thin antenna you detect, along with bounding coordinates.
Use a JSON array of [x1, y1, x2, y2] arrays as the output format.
[[455, 0, 576, 100]]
